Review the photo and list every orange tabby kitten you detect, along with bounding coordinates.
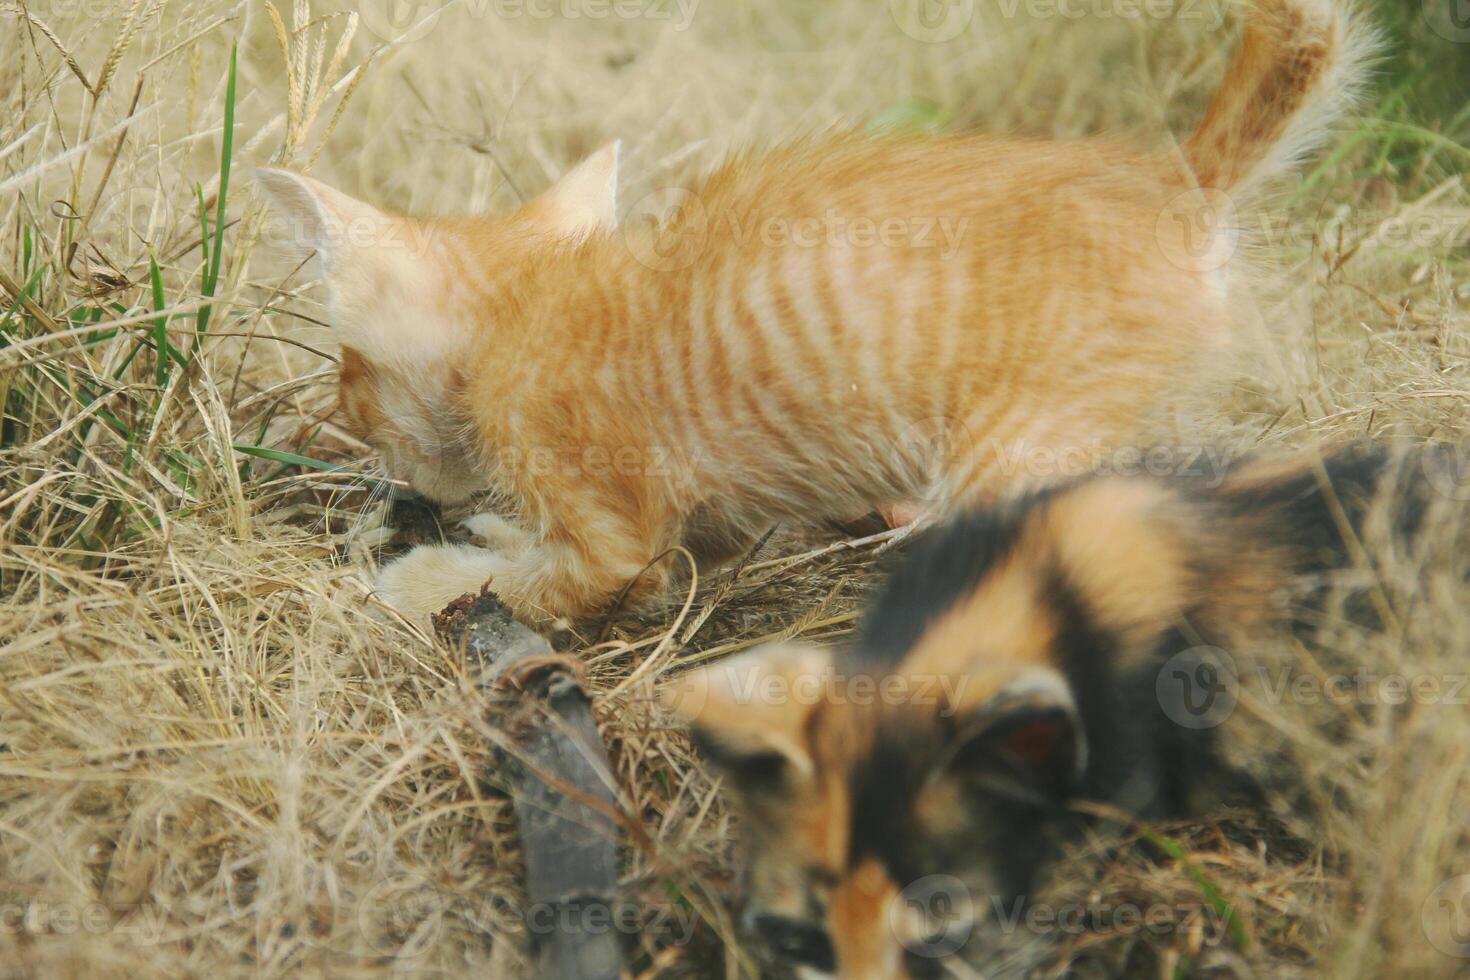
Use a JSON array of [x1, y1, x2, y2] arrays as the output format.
[[258, 0, 1370, 628]]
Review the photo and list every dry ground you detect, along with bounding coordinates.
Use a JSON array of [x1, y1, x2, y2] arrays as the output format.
[[1, 0, 1469, 976]]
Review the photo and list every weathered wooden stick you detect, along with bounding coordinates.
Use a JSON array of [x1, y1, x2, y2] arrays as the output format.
[[434, 592, 623, 980]]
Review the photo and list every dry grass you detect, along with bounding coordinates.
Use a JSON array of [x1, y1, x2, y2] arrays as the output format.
[[1, 0, 1468, 976]]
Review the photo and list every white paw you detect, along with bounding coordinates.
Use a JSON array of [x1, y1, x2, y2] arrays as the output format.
[[459, 512, 533, 552], [375, 544, 511, 624]]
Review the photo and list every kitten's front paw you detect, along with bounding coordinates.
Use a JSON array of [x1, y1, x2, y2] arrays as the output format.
[[460, 512, 533, 552], [375, 544, 511, 625]]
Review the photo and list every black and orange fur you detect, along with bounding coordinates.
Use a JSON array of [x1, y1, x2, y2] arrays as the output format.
[[665, 443, 1468, 978]]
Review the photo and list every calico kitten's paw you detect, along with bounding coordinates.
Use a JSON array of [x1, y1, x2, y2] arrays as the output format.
[[375, 544, 511, 625], [460, 512, 533, 552]]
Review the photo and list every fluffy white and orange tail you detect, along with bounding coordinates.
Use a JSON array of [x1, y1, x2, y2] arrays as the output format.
[[1183, 0, 1376, 194]]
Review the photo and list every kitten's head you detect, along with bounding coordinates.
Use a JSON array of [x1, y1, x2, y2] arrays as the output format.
[[255, 144, 621, 503], [663, 642, 1084, 979]]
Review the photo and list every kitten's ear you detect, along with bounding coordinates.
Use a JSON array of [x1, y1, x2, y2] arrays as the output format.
[[661, 643, 832, 789], [524, 141, 621, 240], [939, 667, 1086, 803], [254, 168, 389, 270], [254, 169, 449, 360]]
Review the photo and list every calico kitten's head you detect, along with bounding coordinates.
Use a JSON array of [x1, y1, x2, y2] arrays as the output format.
[[663, 649, 1087, 979], [662, 480, 1218, 978], [255, 144, 621, 503]]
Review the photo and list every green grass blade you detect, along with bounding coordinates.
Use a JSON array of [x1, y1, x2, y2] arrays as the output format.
[[196, 43, 237, 341], [866, 97, 947, 135], [149, 252, 171, 385], [232, 443, 344, 473], [1141, 826, 1249, 952], [261, 426, 324, 482], [0, 267, 45, 341]]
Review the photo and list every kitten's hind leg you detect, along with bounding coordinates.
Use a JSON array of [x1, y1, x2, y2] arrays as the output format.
[[680, 504, 763, 570], [375, 544, 511, 625]]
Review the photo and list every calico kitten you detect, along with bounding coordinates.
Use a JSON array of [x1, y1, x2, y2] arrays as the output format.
[[664, 442, 1466, 978], [258, 0, 1371, 627]]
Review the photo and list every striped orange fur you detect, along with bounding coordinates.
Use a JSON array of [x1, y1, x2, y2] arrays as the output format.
[[257, 0, 1372, 627]]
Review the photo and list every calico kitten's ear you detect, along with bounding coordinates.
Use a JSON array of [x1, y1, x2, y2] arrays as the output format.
[[661, 643, 832, 789], [524, 141, 621, 240], [939, 667, 1085, 803], [254, 168, 390, 271]]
